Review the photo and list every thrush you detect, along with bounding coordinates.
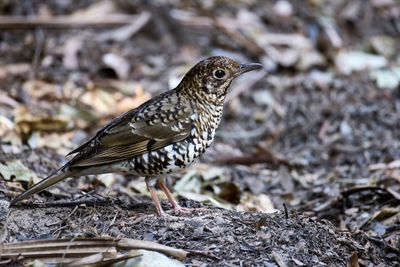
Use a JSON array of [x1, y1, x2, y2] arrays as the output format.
[[11, 56, 262, 216]]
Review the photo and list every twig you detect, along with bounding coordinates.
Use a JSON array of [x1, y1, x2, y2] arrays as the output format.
[[283, 203, 289, 219], [25, 0, 46, 79], [117, 238, 188, 260], [10, 199, 123, 209], [0, 237, 188, 263], [0, 14, 143, 29], [187, 249, 221, 261], [31, 28, 46, 78], [341, 186, 390, 198]]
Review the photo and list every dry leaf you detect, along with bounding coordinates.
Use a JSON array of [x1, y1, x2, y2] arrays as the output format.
[[0, 160, 40, 184], [80, 89, 118, 115], [218, 183, 241, 204], [0, 63, 30, 80], [102, 53, 131, 80], [335, 50, 387, 75], [371, 207, 399, 221], [114, 250, 184, 267], [237, 193, 276, 213], [97, 173, 117, 188], [14, 106, 70, 135], [347, 251, 359, 267]]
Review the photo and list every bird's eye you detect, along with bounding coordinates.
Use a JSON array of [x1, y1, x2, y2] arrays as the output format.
[[213, 69, 226, 79]]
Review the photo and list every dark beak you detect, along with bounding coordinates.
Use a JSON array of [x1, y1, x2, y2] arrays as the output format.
[[237, 63, 263, 75]]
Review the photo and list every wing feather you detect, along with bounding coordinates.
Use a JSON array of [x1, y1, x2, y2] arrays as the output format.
[[67, 93, 193, 168]]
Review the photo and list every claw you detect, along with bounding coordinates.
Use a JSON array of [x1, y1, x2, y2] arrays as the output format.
[[172, 205, 192, 213]]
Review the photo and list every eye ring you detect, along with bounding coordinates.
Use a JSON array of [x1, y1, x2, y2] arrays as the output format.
[[213, 69, 226, 79]]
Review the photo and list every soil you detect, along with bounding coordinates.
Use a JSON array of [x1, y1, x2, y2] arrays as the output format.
[[0, 199, 394, 266]]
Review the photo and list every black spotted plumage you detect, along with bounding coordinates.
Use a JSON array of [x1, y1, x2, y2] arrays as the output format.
[[11, 56, 263, 216]]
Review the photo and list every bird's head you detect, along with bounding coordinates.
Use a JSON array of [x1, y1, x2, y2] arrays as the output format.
[[178, 56, 263, 105]]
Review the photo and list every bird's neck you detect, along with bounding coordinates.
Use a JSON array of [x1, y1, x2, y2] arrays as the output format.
[[193, 100, 224, 134], [176, 89, 224, 132]]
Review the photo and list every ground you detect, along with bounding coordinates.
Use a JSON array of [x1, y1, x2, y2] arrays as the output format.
[[0, 0, 399, 266], [0, 199, 395, 266]]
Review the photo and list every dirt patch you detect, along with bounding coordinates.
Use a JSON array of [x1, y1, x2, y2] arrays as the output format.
[[1, 199, 394, 266]]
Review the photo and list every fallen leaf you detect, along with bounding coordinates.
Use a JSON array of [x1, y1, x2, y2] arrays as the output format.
[[59, 103, 99, 128], [347, 251, 359, 267], [71, 0, 117, 18], [14, 106, 70, 136], [371, 207, 399, 221], [369, 35, 396, 58], [335, 50, 387, 75], [218, 183, 241, 204], [80, 88, 118, 115], [292, 258, 305, 266], [370, 67, 400, 90], [0, 160, 40, 184], [237, 193, 276, 213], [0, 63, 30, 80], [27, 259, 46, 267], [114, 249, 184, 267], [23, 80, 64, 100], [0, 115, 14, 136], [272, 251, 288, 267], [102, 53, 131, 80], [173, 170, 202, 193], [97, 173, 116, 188]]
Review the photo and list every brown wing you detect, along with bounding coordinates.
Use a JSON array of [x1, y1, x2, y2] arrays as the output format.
[[67, 93, 193, 168]]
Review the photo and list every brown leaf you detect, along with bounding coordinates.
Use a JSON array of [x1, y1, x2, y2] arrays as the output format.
[[347, 251, 359, 267], [14, 106, 70, 136], [0, 63, 30, 80], [218, 183, 241, 204]]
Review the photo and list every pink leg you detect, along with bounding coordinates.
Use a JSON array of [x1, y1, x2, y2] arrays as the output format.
[[146, 180, 165, 216], [158, 180, 191, 213]]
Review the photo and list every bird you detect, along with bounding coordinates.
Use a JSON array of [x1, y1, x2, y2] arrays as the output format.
[[11, 56, 263, 216]]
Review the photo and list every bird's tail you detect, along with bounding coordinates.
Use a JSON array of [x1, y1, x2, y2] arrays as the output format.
[[10, 168, 74, 205]]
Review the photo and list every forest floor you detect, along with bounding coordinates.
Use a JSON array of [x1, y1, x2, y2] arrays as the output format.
[[0, 0, 399, 266]]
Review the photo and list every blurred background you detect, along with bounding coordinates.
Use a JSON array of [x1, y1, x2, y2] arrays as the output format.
[[0, 0, 399, 248]]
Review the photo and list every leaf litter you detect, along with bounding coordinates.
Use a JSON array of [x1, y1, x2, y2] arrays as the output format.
[[0, 0, 399, 266]]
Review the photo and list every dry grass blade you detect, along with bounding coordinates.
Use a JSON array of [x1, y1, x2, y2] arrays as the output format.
[[0, 237, 187, 264]]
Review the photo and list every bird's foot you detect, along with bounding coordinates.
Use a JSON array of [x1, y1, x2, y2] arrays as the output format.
[[173, 205, 192, 213], [165, 205, 192, 216]]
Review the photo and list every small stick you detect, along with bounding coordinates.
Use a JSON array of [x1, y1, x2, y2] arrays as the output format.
[[187, 249, 221, 261], [283, 203, 289, 219], [10, 199, 123, 208], [341, 186, 388, 198]]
